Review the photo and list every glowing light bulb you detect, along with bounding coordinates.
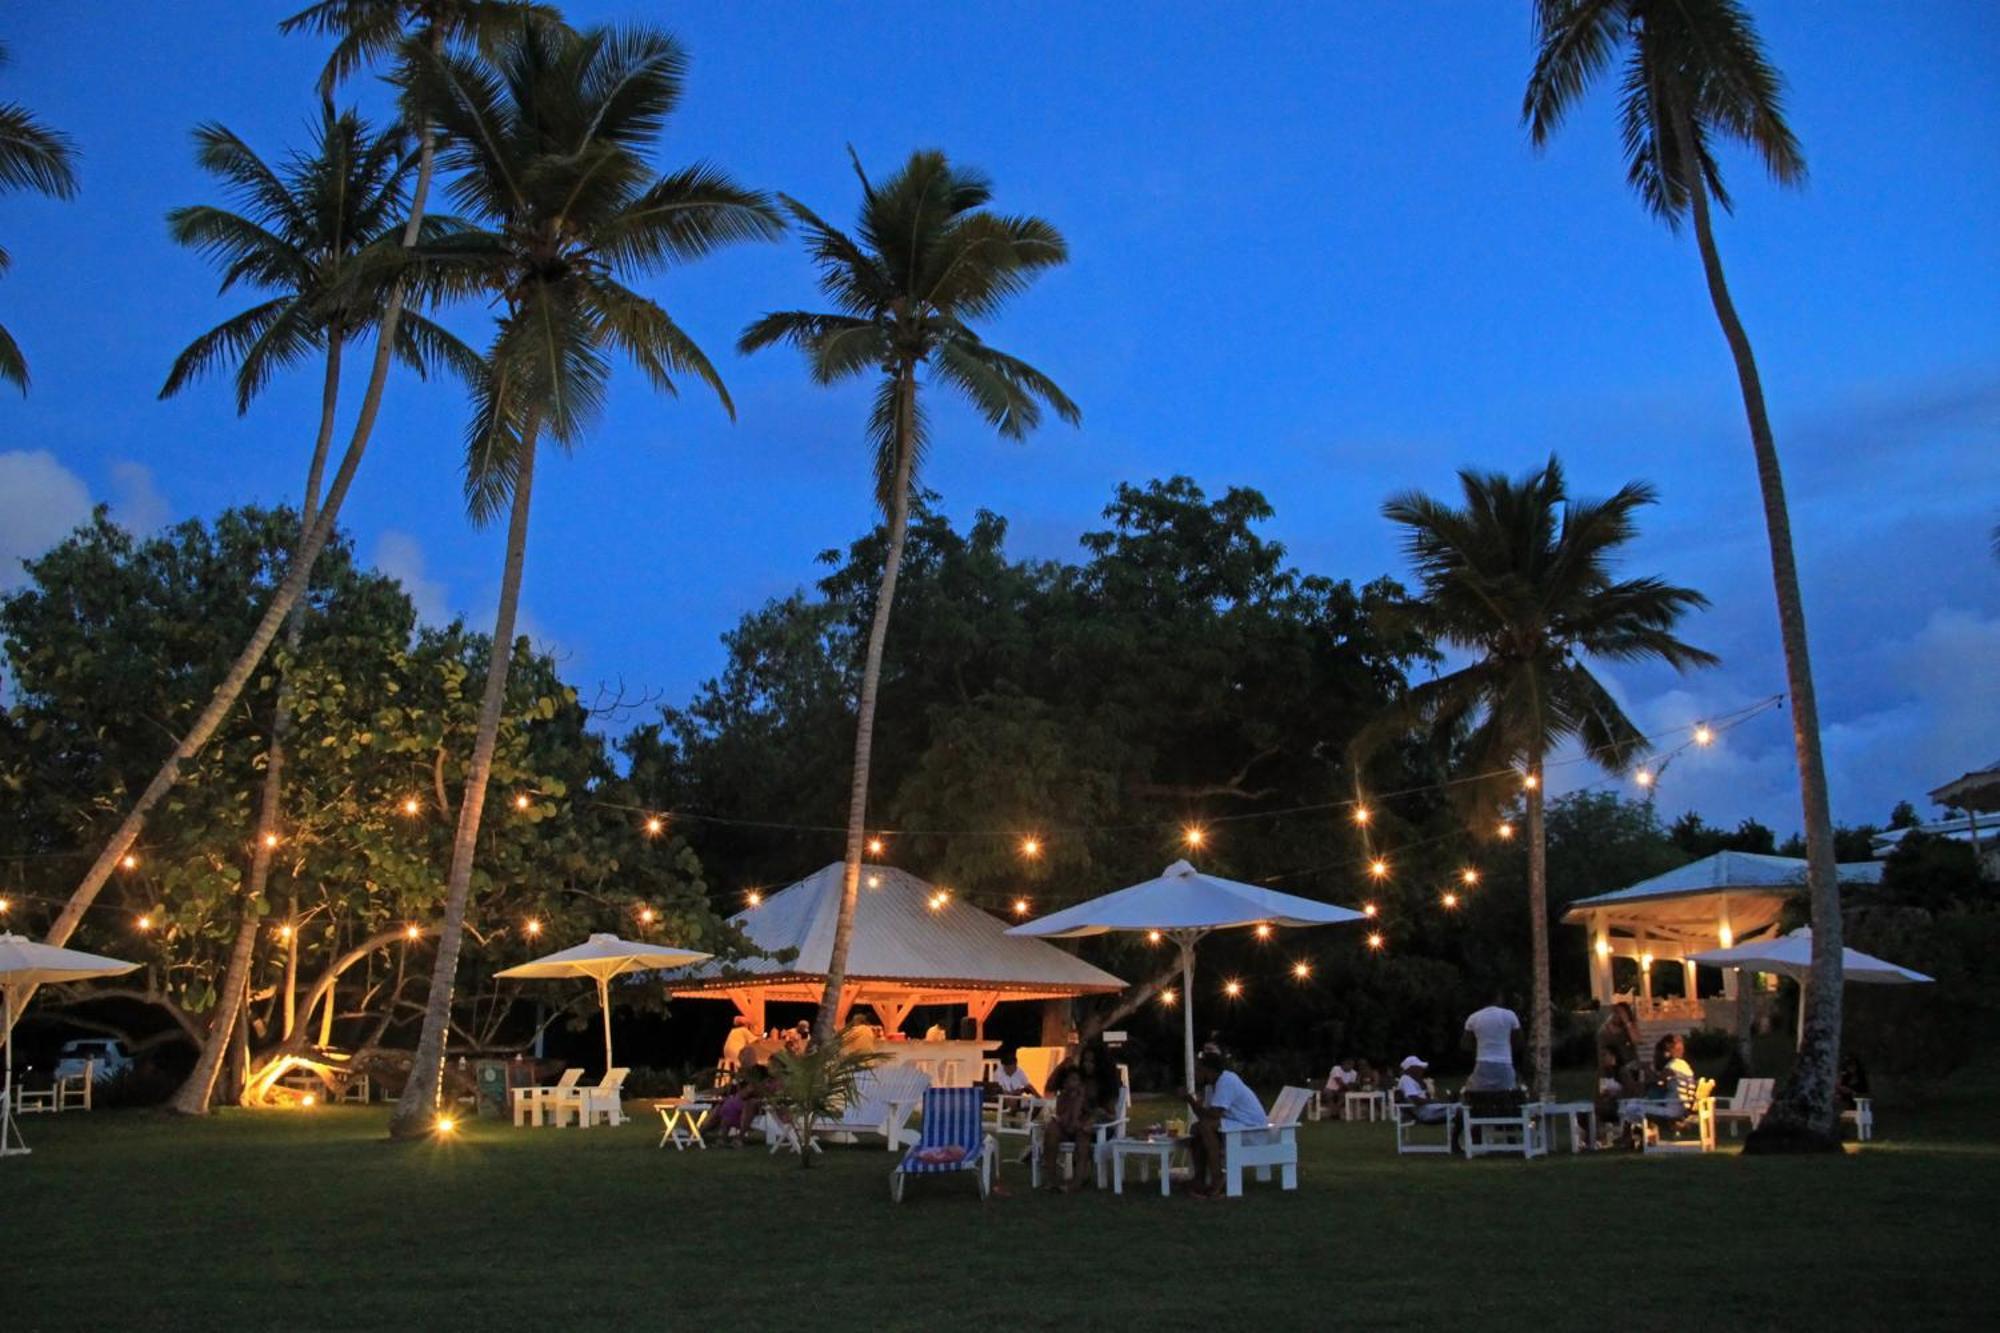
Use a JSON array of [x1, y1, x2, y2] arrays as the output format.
[[405, 924, 421, 941], [1223, 979, 1243, 998], [121, 854, 139, 870], [1441, 891, 1460, 909], [1693, 724, 1715, 747], [514, 793, 531, 811], [1159, 988, 1177, 1006], [402, 796, 421, 816], [1182, 825, 1207, 849], [1368, 859, 1389, 880], [0, 897, 9, 913], [1352, 806, 1371, 826], [1292, 961, 1312, 980], [1363, 902, 1378, 918], [745, 890, 763, 907], [1635, 768, 1654, 789], [1366, 932, 1385, 951], [435, 1117, 456, 1134], [1147, 930, 1163, 944], [928, 892, 946, 912], [866, 837, 886, 856], [1640, 952, 1655, 970], [1595, 937, 1612, 959], [866, 874, 881, 888], [525, 919, 543, 937], [1253, 923, 1273, 940], [278, 924, 294, 941], [1497, 821, 1515, 841], [644, 816, 664, 836], [1019, 837, 1041, 859], [301, 1093, 316, 1108], [1522, 773, 1539, 790], [136, 915, 153, 931], [1718, 924, 1734, 948], [638, 907, 657, 925], [263, 832, 279, 849], [1460, 868, 1479, 886], [1013, 898, 1031, 916]]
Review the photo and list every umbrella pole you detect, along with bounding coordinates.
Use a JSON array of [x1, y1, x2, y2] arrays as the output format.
[[2, 984, 24, 1158], [598, 975, 614, 1075], [1179, 936, 1197, 1093]]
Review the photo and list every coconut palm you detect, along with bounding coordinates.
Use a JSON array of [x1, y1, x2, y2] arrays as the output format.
[[0, 40, 81, 393], [1372, 457, 1715, 1098], [32, 0, 551, 1003], [1522, 0, 1844, 1145], [739, 149, 1078, 1039], [385, 20, 781, 1137], [158, 104, 478, 1114]]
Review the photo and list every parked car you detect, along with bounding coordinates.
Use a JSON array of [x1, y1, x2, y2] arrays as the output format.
[[54, 1038, 133, 1082]]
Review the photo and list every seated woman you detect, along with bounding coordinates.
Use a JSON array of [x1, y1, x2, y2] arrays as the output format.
[[1836, 1052, 1871, 1110], [713, 1062, 770, 1147], [1619, 1033, 1697, 1144]]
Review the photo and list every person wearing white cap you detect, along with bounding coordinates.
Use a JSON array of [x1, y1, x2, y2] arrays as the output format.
[[1396, 1056, 1448, 1123]]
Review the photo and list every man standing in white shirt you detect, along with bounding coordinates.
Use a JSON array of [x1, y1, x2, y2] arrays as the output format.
[[1462, 990, 1523, 1092], [1184, 1050, 1266, 1198], [719, 1015, 755, 1070]]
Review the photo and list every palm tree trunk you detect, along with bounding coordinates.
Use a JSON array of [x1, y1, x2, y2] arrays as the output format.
[[22, 133, 440, 1023], [1674, 111, 1844, 1147], [814, 366, 919, 1043], [1526, 753, 1552, 1100], [170, 336, 345, 1116], [389, 420, 540, 1139]]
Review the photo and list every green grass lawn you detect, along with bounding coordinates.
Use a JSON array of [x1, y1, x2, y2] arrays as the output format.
[[6, 1072, 1997, 1332]]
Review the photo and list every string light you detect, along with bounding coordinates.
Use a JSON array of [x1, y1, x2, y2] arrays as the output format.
[[136, 914, 154, 931], [1693, 724, 1715, 747], [1291, 960, 1312, 980], [525, 919, 543, 937], [1718, 924, 1734, 948], [1182, 825, 1207, 850], [1595, 937, 1612, 959], [1497, 822, 1515, 841], [0, 897, 10, 914], [262, 832, 280, 849], [1351, 806, 1371, 826], [866, 837, 886, 856], [1362, 902, 1378, 918], [277, 924, 294, 941], [1159, 988, 1177, 1006], [644, 816, 664, 836], [1640, 952, 1655, 969], [1365, 931, 1385, 951], [1368, 858, 1390, 880], [1223, 979, 1243, 998], [1460, 868, 1480, 886], [120, 854, 139, 870], [1019, 836, 1041, 859], [402, 796, 421, 816], [405, 924, 422, 941], [514, 794, 531, 811], [928, 891, 949, 911], [866, 874, 881, 888], [1253, 923, 1273, 940], [300, 1093, 316, 1108], [1441, 891, 1460, 910], [1013, 898, 1031, 917], [638, 907, 657, 925], [435, 1117, 457, 1135], [1635, 768, 1654, 789], [1147, 930, 1164, 944], [1522, 773, 1539, 790], [745, 890, 763, 907]]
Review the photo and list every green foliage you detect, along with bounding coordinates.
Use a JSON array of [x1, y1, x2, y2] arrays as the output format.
[[0, 40, 81, 392], [765, 1037, 887, 1166]]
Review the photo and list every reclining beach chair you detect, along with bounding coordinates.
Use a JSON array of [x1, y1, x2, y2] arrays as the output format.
[[891, 1087, 996, 1203]]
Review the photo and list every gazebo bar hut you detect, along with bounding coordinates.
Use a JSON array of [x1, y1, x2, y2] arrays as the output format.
[[667, 862, 1124, 1090]]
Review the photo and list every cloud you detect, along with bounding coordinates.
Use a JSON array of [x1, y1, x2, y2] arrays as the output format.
[[371, 530, 451, 625], [108, 460, 169, 534], [0, 450, 93, 590]]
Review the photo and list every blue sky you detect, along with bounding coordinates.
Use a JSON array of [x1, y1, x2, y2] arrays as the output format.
[[3, 1, 1995, 838]]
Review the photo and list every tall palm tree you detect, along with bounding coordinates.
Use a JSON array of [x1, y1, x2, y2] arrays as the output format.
[[386, 20, 780, 1137], [740, 149, 1078, 1040], [31, 0, 550, 1003], [1522, 1, 1845, 1145], [0, 39, 81, 392], [158, 104, 477, 1114], [1372, 457, 1715, 1098]]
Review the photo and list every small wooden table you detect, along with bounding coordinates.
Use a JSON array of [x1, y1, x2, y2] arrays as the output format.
[[1344, 1090, 1387, 1122], [1109, 1136, 1181, 1197], [1527, 1100, 1599, 1153], [657, 1098, 714, 1150]]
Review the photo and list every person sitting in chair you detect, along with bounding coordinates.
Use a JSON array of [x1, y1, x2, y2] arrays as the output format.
[[1395, 1056, 1449, 1123], [1182, 1049, 1266, 1198], [987, 1050, 1034, 1097], [1620, 1033, 1697, 1145]]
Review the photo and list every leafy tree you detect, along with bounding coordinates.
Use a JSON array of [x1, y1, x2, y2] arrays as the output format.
[[0, 39, 80, 392], [1668, 811, 1777, 858], [158, 102, 479, 1114], [386, 19, 780, 1137], [739, 148, 1077, 1040], [1363, 456, 1715, 1096], [1523, 0, 1845, 1148]]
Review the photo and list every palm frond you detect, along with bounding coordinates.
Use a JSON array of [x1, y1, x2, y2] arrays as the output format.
[[580, 274, 733, 416], [597, 163, 782, 272], [0, 319, 28, 392], [0, 102, 79, 198], [157, 297, 298, 407], [1523, 0, 1626, 144]]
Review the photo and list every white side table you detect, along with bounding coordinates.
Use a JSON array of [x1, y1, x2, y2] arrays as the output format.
[[1344, 1090, 1386, 1122], [1109, 1136, 1180, 1197]]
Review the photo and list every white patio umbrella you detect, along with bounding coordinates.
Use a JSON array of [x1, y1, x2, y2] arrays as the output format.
[[495, 933, 711, 1073], [0, 933, 139, 1159], [1007, 859, 1365, 1089], [1689, 926, 1931, 1044]]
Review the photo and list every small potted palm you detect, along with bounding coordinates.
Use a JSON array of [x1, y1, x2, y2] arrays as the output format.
[[765, 1035, 887, 1167]]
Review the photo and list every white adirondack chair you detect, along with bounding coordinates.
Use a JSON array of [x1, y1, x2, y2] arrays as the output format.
[[555, 1068, 628, 1127], [1218, 1084, 1309, 1196], [767, 1067, 930, 1155], [1462, 1091, 1547, 1159], [1389, 1087, 1459, 1155], [1638, 1078, 1716, 1154], [1712, 1077, 1775, 1137], [1031, 1085, 1131, 1189], [1841, 1097, 1875, 1142], [511, 1068, 581, 1127]]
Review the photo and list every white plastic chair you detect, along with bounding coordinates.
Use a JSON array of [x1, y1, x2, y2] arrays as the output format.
[[1713, 1077, 1775, 1137], [1030, 1085, 1130, 1188], [1841, 1097, 1875, 1142]]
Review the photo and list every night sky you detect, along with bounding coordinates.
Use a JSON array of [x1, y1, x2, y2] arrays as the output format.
[[3, 1, 1995, 840]]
